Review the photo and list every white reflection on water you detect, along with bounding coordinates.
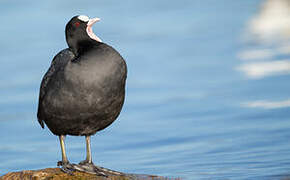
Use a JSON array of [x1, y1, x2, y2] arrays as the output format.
[[247, 0, 290, 43], [237, 49, 275, 61], [237, 44, 290, 61], [237, 0, 290, 116], [237, 0, 290, 79], [242, 99, 290, 109], [237, 60, 290, 79]]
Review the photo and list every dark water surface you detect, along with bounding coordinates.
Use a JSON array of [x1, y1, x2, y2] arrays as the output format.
[[1, 0, 290, 179]]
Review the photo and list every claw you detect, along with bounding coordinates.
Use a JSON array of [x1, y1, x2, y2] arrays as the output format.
[[60, 166, 75, 175], [94, 165, 123, 176], [57, 161, 65, 166], [73, 162, 107, 176], [57, 160, 122, 177], [76, 161, 123, 176], [57, 161, 76, 175], [78, 159, 91, 165]]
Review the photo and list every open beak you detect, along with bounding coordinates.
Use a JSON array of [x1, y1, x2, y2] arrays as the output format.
[[87, 17, 100, 27], [86, 17, 102, 42]]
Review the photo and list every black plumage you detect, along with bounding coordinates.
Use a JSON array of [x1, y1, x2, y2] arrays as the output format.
[[37, 16, 127, 174], [37, 16, 127, 136]]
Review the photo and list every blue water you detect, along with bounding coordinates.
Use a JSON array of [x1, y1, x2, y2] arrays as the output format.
[[1, 0, 290, 179]]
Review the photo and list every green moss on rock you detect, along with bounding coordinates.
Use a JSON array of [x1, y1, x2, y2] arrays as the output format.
[[0, 168, 163, 180]]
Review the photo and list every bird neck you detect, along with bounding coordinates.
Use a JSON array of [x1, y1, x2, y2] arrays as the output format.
[[69, 39, 101, 57]]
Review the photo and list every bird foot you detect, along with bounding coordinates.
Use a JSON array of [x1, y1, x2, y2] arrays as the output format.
[[78, 159, 91, 165], [76, 161, 124, 176], [57, 160, 123, 177], [57, 161, 76, 175]]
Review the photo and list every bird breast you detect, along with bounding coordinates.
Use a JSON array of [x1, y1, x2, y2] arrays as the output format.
[[64, 50, 124, 89]]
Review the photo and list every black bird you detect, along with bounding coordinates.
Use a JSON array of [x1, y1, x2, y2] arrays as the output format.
[[37, 15, 127, 175]]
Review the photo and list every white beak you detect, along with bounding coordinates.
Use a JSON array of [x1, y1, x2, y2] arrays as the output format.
[[86, 17, 102, 42]]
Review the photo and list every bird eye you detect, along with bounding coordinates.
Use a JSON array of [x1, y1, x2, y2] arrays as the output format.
[[74, 22, 80, 27]]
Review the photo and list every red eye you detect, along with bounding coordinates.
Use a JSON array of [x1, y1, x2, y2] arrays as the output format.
[[74, 22, 80, 27]]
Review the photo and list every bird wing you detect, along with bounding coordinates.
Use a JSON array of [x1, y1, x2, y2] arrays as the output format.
[[37, 48, 74, 128]]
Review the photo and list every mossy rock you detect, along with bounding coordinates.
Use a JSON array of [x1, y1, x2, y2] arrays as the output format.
[[0, 168, 163, 180]]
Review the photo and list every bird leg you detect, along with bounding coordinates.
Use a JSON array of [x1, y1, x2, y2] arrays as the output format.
[[60, 135, 69, 164], [76, 135, 104, 175], [79, 135, 92, 164], [76, 136, 123, 176], [56, 135, 123, 176], [57, 135, 75, 174]]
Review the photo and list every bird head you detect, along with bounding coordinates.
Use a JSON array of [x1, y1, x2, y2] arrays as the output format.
[[65, 15, 102, 56]]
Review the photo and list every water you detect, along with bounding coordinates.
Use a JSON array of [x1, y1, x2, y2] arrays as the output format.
[[1, 0, 290, 179]]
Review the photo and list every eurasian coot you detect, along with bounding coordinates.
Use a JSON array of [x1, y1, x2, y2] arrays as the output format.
[[37, 15, 127, 175]]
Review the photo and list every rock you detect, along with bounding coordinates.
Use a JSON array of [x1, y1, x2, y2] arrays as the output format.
[[0, 168, 163, 180]]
